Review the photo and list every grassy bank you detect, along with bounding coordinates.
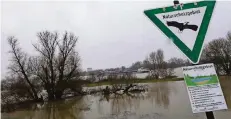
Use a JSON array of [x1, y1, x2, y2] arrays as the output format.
[[86, 78, 184, 87], [85, 76, 231, 87]]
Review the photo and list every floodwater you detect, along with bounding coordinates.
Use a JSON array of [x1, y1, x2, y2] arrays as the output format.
[[2, 79, 231, 119]]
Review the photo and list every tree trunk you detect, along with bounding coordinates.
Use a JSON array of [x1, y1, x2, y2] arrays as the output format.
[[27, 88, 35, 99], [55, 90, 63, 99], [21, 70, 39, 100], [48, 60, 56, 100], [47, 90, 55, 100], [45, 84, 55, 100]]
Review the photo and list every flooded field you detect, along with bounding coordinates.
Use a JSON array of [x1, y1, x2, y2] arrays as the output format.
[[2, 79, 231, 119]]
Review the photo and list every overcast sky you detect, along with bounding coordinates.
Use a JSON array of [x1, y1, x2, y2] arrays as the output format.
[[1, 0, 231, 77]]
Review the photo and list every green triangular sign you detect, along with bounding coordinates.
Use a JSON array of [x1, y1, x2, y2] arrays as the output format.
[[144, 0, 216, 64]]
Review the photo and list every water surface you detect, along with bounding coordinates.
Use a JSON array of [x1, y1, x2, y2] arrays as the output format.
[[2, 80, 231, 119]]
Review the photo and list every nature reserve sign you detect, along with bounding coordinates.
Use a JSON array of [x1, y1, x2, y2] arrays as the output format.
[[182, 63, 227, 113], [144, 1, 216, 64]]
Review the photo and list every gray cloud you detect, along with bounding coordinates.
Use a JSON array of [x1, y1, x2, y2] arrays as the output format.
[[1, 1, 231, 77]]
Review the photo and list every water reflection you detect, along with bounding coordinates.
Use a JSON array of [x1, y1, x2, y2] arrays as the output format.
[[220, 77, 231, 109], [38, 97, 86, 119], [147, 82, 171, 109], [95, 82, 172, 119], [2, 79, 231, 119], [2, 97, 89, 119], [110, 94, 141, 115], [96, 82, 172, 116]]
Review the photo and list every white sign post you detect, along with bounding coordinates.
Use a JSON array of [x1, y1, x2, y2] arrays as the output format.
[[182, 63, 228, 113]]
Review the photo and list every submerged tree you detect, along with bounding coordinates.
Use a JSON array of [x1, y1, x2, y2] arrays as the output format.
[[6, 31, 81, 101], [32, 31, 81, 99]]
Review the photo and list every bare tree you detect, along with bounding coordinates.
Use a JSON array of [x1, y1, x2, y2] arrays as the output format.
[[156, 49, 164, 66], [130, 61, 142, 70], [146, 49, 166, 79], [5, 31, 81, 102], [32, 31, 58, 100], [7, 37, 39, 100], [32, 31, 81, 100], [148, 51, 158, 78], [142, 57, 152, 70], [201, 32, 231, 75], [156, 49, 167, 78], [168, 57, 186, 68], [55, 32, 80, 98]]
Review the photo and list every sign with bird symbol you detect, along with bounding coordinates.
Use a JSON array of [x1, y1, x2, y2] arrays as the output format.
[[144, 0, 216, 64]]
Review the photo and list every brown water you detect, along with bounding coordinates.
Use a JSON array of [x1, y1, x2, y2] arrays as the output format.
[[2, 80, 231, 119]]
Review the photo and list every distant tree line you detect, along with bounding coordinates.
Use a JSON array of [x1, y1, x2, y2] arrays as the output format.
[[130, 31, 231, 77], [129, 49, 190, 79], [80, 31, 231, 82]]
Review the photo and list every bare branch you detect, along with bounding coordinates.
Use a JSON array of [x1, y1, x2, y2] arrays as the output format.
[[7, 36, 39, 100]]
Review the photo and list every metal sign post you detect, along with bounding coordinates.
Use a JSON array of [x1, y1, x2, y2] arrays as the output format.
[[206, 111, 215, 119]]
